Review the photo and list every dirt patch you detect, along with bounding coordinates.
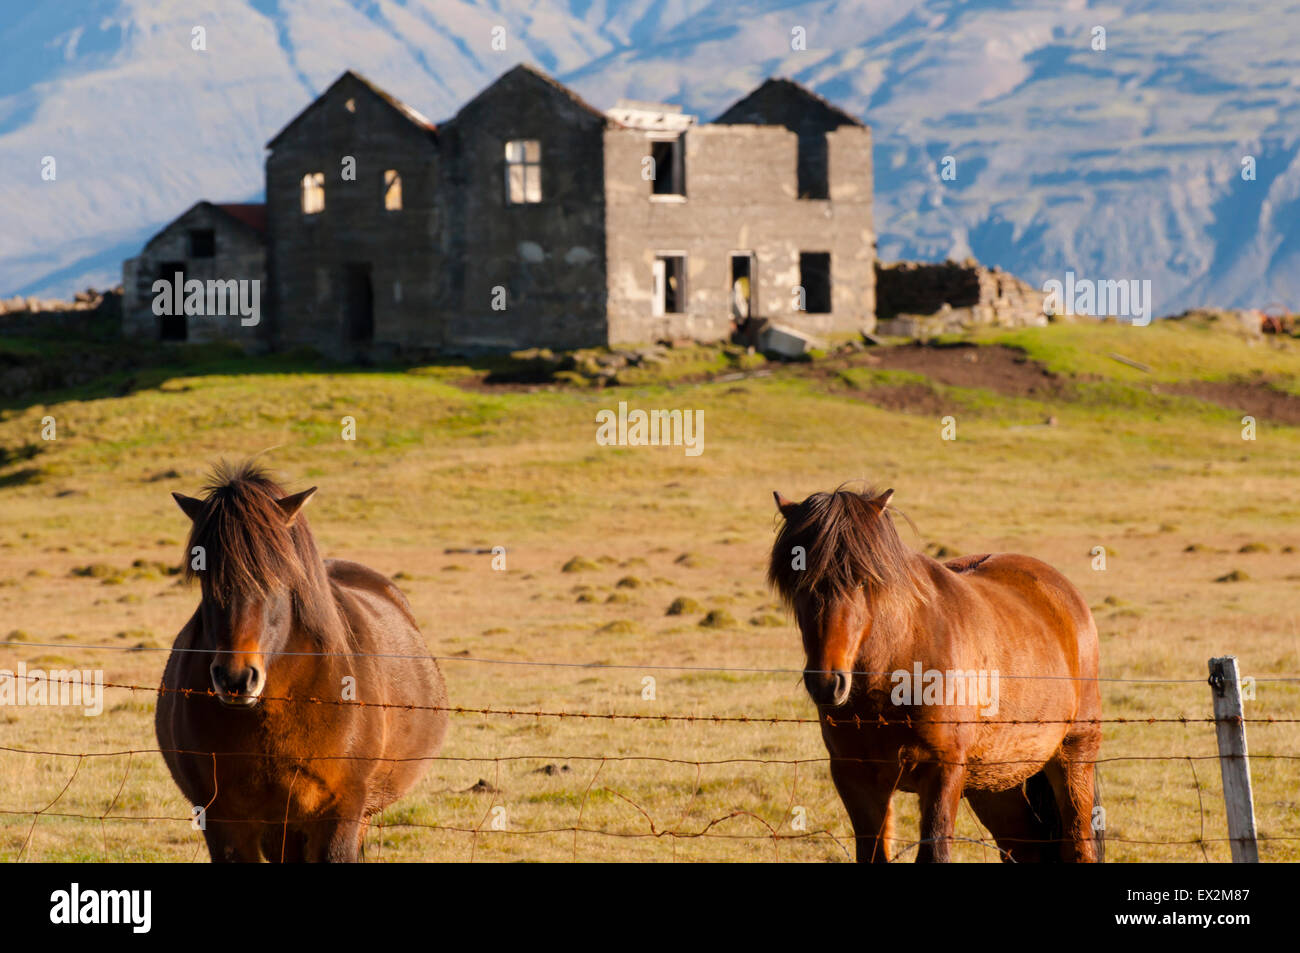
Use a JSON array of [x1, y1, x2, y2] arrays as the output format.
[[1161, 380, 1300, 426], [857, 383, 950, 415], [869, 343, 1071, 398]]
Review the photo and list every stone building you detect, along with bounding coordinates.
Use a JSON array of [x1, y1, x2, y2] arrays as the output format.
[[122, 201, 266, 343], [125, 64, 877, 356]]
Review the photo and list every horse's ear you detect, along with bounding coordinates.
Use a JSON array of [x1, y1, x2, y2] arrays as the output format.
[[875, 488, 895, 509], [773, 491, 799, 519], [277, 487, 317, 525], [172, 493, 204, 522]]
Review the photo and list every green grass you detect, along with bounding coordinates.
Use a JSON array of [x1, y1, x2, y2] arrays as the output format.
[[0, 320, 1298, 862]]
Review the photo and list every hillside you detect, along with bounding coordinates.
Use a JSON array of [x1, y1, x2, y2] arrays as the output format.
[[1, 320, 1298, 861]]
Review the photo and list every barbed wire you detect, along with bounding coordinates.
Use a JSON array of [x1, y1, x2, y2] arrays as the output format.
[[2, 671, 1296, 726], [6, 638, 1300, 683]]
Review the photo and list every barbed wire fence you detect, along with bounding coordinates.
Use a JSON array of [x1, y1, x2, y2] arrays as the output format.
[[1, 644, 1296, 862]]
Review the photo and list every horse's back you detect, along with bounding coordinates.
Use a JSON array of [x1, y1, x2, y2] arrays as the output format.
[[944, 552, 1096, 653], [325, 558, 420, 629], [323, 558, 449, 793]]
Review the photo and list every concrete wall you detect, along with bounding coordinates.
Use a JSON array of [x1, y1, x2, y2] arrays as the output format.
[[438, 68, 609, 352], [603, 123, 875, 346], [122, 204, 266, 345], [266, 75, 440, 359]]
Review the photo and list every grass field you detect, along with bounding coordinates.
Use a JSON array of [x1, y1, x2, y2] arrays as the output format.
[[0, 316, 1297, 862]]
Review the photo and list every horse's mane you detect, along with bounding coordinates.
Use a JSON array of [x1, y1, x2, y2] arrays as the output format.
[[183, 461, 335, 635], [768, 486, 928, 612]]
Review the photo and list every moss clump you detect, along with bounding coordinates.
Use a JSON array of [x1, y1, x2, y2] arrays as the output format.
[[699, 610, 737, 630], [597, 620, 637, 635], [666, 597, 701, 616]]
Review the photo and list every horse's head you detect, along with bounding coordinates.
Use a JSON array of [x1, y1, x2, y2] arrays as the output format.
[[768, 487, 917, 709], [173, 463, 319, 708]]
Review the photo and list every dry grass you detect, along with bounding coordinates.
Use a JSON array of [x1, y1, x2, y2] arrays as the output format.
[[0, 321, 1298, 862]]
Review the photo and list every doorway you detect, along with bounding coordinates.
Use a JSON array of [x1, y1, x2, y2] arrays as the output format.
[[158, 260, 187, 341], [730, 253, 754, 322], [343, 263, 374, 344], [652, 254, 685, 317]]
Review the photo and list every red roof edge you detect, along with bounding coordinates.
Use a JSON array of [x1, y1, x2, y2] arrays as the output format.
[[213, 203, 267, 234]]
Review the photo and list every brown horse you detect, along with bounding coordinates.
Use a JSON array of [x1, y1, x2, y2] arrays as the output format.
[[155, 461, 448, 862], [769, 486, 1102, 863]]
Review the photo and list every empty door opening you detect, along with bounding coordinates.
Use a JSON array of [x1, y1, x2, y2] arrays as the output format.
[[343, 263, 374, 344], [158, 260, 187, 340], [730, 253, 754, 321], [799, 252, 831, 313], [652, 255, 685, 316]]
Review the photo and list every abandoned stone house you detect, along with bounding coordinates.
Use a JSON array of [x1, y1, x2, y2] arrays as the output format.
[[122, 201, 266, 342], [122, 64, 876, 356]]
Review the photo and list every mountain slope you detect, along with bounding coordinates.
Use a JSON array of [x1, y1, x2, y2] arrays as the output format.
[[3, 0, 1299, 314]]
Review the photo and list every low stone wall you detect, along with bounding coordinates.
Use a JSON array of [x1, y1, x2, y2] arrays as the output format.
[[875, 259, 1048, 336], [0, 288, 122, 339]]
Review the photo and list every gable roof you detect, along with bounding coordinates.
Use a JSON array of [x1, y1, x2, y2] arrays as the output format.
[[266, 70, 437, 149], [213, 203, 267, 234], [142, 200, 267, 252], [448, 63, 612, 127], [711, 77, 864, 128]]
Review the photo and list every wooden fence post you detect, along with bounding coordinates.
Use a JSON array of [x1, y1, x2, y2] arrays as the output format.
[[1207, 656, 1259, 862]]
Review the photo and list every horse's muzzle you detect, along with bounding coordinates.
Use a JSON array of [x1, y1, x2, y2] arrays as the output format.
[[210, 662, 265, 707], [804, 669, 852, 708]]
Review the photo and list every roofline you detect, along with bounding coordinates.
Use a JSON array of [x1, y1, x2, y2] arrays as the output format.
[[141, 200, 265, 250], [710, 76, 865, 128], [446, 62, 615, 128], [266, 70, 438, 150]]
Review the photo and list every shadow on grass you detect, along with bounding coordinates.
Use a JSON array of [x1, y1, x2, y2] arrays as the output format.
[[0, 337, 515, 414]]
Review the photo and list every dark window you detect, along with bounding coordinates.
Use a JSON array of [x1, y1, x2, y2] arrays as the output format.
[[797, 133, 829, 199], [189, 229, 215, 258], [800, 252, 831, 313], [650, 137, 685, 196]]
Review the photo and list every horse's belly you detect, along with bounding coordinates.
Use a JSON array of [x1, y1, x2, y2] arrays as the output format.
[[965, 725, 1068, 791]]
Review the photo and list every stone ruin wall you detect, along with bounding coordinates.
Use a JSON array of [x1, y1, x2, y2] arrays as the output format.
[[874, 258, 1048, 336]]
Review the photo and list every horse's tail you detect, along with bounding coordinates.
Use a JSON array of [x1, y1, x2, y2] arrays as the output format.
[[1023, 769, 1064, 862]]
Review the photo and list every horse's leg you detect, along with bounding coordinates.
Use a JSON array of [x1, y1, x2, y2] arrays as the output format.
[[202, 819, 263, 862], [261, 825, 308, 863], [915, 762, 965, 862], [828, 757, 894, 863], [967, 781, 1058, 863], [1044, 732, 1101, 863], [303, 816, 367, 862]]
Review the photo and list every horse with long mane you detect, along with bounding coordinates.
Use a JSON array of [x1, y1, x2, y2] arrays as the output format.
[[155, 461, 448, 862], [769, 486, 1102, 862]]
